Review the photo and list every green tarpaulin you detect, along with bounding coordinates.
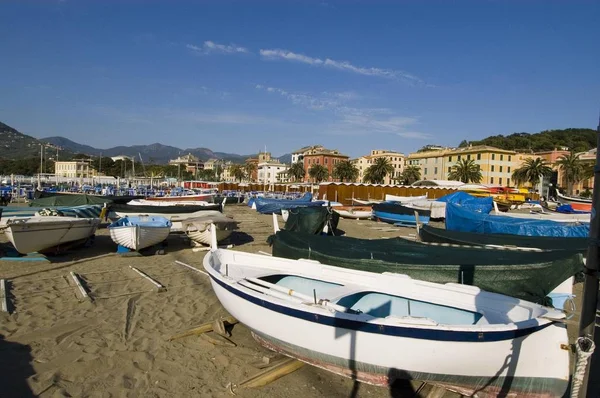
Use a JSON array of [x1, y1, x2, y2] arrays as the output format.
[[29, 194, 113, 207]]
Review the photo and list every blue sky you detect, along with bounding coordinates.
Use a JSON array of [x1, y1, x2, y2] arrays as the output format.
[[1, 1, 599, 158]]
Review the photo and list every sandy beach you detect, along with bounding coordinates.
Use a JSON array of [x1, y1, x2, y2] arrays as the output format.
[[0, 204, 581, 398]]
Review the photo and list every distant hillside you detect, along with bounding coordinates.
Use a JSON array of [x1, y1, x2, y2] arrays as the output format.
[[460, 128, 597, 153], [0, 122, 72, 159], [41, 136, 101, 156]]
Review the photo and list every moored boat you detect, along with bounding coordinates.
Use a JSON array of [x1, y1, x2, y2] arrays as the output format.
[[3, 216, 100, 254], [108, 216, 172, 251], [204, 232, 570, 397], [384, 194, 427, 203], [180, 213, 238, 246], [418, 223, 588, 253], [333, 206, 372, 220], [372, 202, 430, 225]]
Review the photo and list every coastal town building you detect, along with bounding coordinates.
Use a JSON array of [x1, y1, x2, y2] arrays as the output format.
[[302, 147, 349, 183], [168, 153, 203, 173], [406, 145, 518, 186], [291, 145, 324, 165], [351, 150, 405, 184], [55, 160, 95, 179], [258, 160, 289, 185]]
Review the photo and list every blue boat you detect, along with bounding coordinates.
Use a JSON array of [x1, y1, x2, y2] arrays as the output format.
[[254, 193, 324, 214], [372, 202, 430, 225], [445, 203, 589, 237]]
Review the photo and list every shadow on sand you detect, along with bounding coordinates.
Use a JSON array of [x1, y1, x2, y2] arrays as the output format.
[[0, 335, 35, 397]]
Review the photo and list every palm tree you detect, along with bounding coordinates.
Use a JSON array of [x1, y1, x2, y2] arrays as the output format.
[[448, 159, 483, 183], [287, 161, 306, 182], [363, 158, 394, 184], [308, 164, 329, 183], [555, 152, 583, 195], [398, 166, 421, 185], [229, 164, 246, 182], [243, 162, 257, 182], [332, 160, 359, 182], [511, 157, 553, 188]]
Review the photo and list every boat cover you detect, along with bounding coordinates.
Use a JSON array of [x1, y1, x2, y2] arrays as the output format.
[[29, 194, 113, 207], [283, 206, 340, 235], [419, 224, 588, 253], [373, 202, 432, 217], [436, 191, 493, 213], [37, 204, 105, 219], [268, 230, 583, 303], [255, 193, 323, 214], [446, 203, 590, 237], [110, 203, 222, 214]]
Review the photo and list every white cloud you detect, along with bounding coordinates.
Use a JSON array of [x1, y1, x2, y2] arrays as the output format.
[[259, 48, 423, 85], [259, 49, 323, 65], [255, 84, 426, 137], [187, 41, 249, 55]]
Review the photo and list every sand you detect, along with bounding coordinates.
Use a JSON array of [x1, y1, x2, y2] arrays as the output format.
[[0, 204, 581, 398]]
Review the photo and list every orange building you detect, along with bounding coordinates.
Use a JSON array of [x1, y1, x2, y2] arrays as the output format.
[[303, 148, 349, 182]]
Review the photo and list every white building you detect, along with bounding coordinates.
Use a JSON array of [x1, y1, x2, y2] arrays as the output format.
[[258, 161, 289, 185], [55, 161, 94, 179], [291, 145, 324, 165]]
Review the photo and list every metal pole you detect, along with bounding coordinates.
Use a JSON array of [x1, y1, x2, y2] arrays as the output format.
[[577, 114, 600, 397]]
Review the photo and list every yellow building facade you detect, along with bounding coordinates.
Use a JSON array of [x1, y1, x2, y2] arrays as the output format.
[[55, 161, 95, 179], [351, 150, 405, 184], [407, 145, 518, 186]]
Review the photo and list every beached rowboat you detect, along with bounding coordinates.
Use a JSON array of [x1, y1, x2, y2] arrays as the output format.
[[203, 227, 569, 397], [108, 216, 172, 251]]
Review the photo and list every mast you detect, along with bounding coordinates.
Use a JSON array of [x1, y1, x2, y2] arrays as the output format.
[[576, 112, 600, 397]]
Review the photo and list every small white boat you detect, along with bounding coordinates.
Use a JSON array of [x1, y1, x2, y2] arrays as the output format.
[[203, 226, 569, 397], [384, 194, 428, 203], [127, 199, 212, 207], [108, 216, 172, 251], [352, 198, 383, 205], [180, 214, 238, 246], [556, 191, 592, 205], [2, 216, 100, 254], [333, 206, 372, 220], [492, 202, 590, 223]]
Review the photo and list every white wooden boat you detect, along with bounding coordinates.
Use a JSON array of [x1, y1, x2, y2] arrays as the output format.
[[127, 199, 212, 207], [203, 226, 569, 397], [108, 216, 172, 251], [2, 216, 100, 254], [402, 200, 446, 219], [352, 198, 383, 205], [556, 191, 592, 205], [492, 202, 590, 223], [384, 194, 428, 203], [180, 214, 238, 246], [333, 206, 372, 220]]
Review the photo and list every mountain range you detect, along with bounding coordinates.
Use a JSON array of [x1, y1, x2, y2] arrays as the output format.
[[0, 121, 292, 164]]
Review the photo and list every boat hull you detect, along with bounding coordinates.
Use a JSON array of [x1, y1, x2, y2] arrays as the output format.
[[207, 271, 569, 398], [109, 225, 171, 251], [186, 228, 233, 245], [333, 206, 372, 220], [4, 217, 100, 254], [373, 210, 430, 225]]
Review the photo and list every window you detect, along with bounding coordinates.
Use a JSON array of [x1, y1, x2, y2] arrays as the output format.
[[448, 156, 452, 161], [499, 166, 503, 172], [490, 177, 494, 184], [507, 178, 510, 186], [492, 154, 495, 160], [424, 168, 428, 174], [508, 156, 512, 161], [448, 167, 451, 173], [500, 154, 504, 161], [467, 154, 471, 160], [508, 167, 511, 173], [477, 153, 481, 160], [457, 155, 461, 160], [434, 167, 438, 175], [491, 165, 495, 172], [325, 158, 328, 164], [499, 178, 503, 185]]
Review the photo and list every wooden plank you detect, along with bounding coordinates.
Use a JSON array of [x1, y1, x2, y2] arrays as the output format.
[[69, 272, 91, 301], [0, 279, 9, 313], [168, 316, 238, 341], [238, 358, 305, 388], [174, 260, 209, 276], [129, 266, 165, 292]]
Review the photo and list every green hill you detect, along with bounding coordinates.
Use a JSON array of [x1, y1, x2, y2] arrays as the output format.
[[459, 128, 597, 153]]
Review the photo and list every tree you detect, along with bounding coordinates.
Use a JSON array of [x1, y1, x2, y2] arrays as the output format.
[[308, 164, 329, 183], [448, 159, 483, 183], [363, 157, 394, 184], [332, 160, 358, 182], [287, 161, 306, 182], [555, 152, 583, 195], [398, 166, 421, 185], [244, 162, 257, 182], [229, 164, 246, 182], [511, 157, 553, 188]]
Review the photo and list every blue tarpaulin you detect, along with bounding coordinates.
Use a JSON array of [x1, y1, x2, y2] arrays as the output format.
[[445, 203, 590, 237], [436, 191, 494, 214]]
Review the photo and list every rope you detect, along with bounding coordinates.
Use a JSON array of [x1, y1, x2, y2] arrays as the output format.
[[571, 336, 596, 398]]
